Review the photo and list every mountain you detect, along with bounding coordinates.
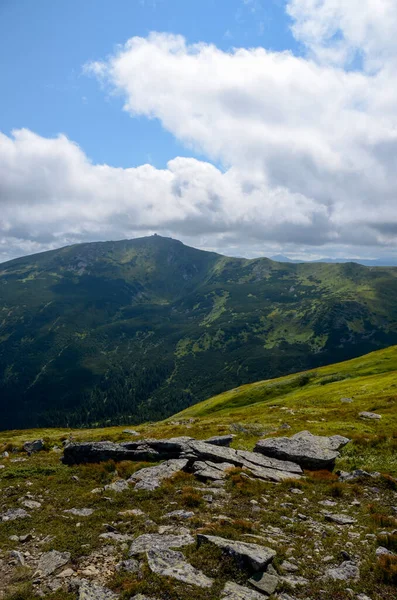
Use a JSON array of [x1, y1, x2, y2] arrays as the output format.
[[271, 254, 397, 267], [2, 234, 397, 430]]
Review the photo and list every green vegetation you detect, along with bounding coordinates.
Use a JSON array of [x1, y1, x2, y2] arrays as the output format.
[[2, 235, 397, 429]]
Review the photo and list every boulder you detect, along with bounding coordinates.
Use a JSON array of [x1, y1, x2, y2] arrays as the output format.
[[248, 571, 279, 595], [324, 561, 360, 581], [254, 431, 350, 470], [192, 460, 235, 480], [23, 439, 44, 454], [197, 534, 276, 571], [2, 508, 30, 521], [129, 459, 189, 491], [129, 533, 195, 556], [78, 581, 118, 600], [147, 548, 213, 587], [36, 550, 71, 576], [62, 441, 157, 465], [221, 582, 266, 600], [359, 412, 381, 420], [105, 479, 130, 493], [324, 513, 356, 525]]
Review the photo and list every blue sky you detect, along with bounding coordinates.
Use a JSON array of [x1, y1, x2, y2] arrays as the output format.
[[1, 0, 397, 263], [0, 0, 297, 169]]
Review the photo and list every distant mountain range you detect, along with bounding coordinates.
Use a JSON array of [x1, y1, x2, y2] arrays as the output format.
[[270, 254, 397, 267], [2, 235, 397, 430]]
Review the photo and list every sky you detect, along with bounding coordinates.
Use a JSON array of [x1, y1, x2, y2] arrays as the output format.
[[1, 0, 397, 263]]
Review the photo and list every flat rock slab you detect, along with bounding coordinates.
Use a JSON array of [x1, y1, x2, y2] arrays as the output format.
[[324, 513, 356, 525], [192, 460, 235, 480], [248, 571, 279, 595], [359, 412, 381, 420], [221, 581, 266, 600], [62, 441, 157, 465], [129, 533, 195, 556], [2, 508, 30, 521], [197, 534, 276, 571], [79, 581, 118, 600], [64, 508, 94, 517], [324, 561, 360, 581], [254, 430, 350, 470], [129, 459, 189, 491], [147, 548, 213, 587], [36, 550, 71, 576]]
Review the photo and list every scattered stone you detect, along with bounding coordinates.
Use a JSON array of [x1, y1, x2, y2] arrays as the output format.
[[192, 460, 235, 481], [99, 532, 135, 543], [254, 431, 350, 470], [118, 509, 145, 518], [22, 500, 41, 509], [339, 469, 379, 482], [2, 508, 30, 521], [64, 508, 95, 517], [10, 550, 25, 566], [324, 513, 356, 525], [376, 546, 395, 557], [324, 561, 360, 581], [221, 581, 265, 600], [123, 430, 140, 436], [147, 548, 213, 587], [58, 568, 75, 577], [359, 412, 381, 420], [248, 571, 279, 595], [129, 459, 189, 491], [197, 534, 276, 571], [78, 580, 118, 600], [23, 439, 44, 454], [290, 488, 304, 495], [162, 510, 194, 520], [36, 550, 71, 576], [280, 560, 299, 573], [341, 397, 353, 403], [104, 480, 129, 493], [279, 575, 309, 588], [129, 533, 195, 556], [116, 559, 141, 573]]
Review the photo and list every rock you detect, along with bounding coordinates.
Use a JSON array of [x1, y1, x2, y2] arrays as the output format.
[[62, 441, 160, 465], [254, 431, 350, 470], [129, 459, 189, 491], [99, 532, 135, 543], [36, 550, 71, 576], [78, 580, 118, 600], [10, 550, 25, 566], [119, 509, 145, 518], [162, 510, 194, 520], [376, 546, 395, 557], [248, 571, 279, 595], [341, 397, 353, 403], [359, 412, 381, 420], [123, 430, 140, 436], [64, 508, 94, 517], [23, 439, 44, 454], [116, 558, 141, 573], [147, 548, 213, 587], [356, 595, 372, 600], [58, 568, 75, 577], [279, 575, 309, 587], [197, 534, 276, 571], [324, 513, 356, 525], [204, 435, 235, 447], [192, 460, 235, 481], [129, 533, 195, 555], [104, 479, 129, 493], [2, 508, 30, 521], [338, 469, 377, 482], [324, 561, 360, 581], [280, 560, 299, 573], [21, 500, 41, 509], [221, 581, 265, 600]]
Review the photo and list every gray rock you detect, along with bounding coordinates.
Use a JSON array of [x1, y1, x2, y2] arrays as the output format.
[[197, 534, 276, 570], [338, 469, 376, 482], [324, 561, 360, 581], [324, 513, 356, 525], [254, 431, 350, 470], [192, 460, 235, 480], [78, 580, 118, 600], [162, 510, 194, 520], [248, 571, 279, 595], [23, 439, 44, 454], [123, 430, 140, 436], [147, 548, 213, 587], [221, 582, 265, 600], [280, 560, 299, 573], [279, 575, 309, 587], [104, 479, 129, 493], [64, 508, 94, 517], [359, 412, 381, 420], [376, 546, 395, 557], [129, 533, 195, 555], [116, 558, 141, 573], [341, 397, 353, 403], [99, 532, 135, 542], [10, 550, 25, 566], [129, 459, 189, 491], [204, 435, 235, 447], [36, 550, 71, 576], [2, 508, 30, 521], [62, 440, 160, 465], [21, 500, 41, 510]]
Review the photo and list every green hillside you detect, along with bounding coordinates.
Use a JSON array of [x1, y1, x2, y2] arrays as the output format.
[[2, 235, 397, 429]]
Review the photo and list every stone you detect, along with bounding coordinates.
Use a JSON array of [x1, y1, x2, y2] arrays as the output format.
[[119, 509, 145, 517], [64, 508, 95, 517], [78, 580, 118, 600], [58, 568, 75, 577], [280, 560, 299, 573], [341, 397, 353, 403], [324, 513, 356, 525], [254, 431, 350, 470], [23, 439, 44, 454], [99, 532, 135, 543], [22, 500, 41, 509], [376, 546, 395, 557], [204, 435, 235, 447], [248, 571, 279, 595], [197, 534, 276, 571], [192, 460, 235, 481], [147, 548, 213, 587], [129, 459, 189, 491], [36, 550, 71, 576], [104, 480, 129, 493], [359, 412, 381, 420], [123, 430, 140, 436], [279, 575, 309, 587], [324, 561, 360, 581], [116, 559, 141, 573], [10, 550, 25, 566], [2, 508, 30, 521], [129, 533, 195, 555], [162, 510, 194, 519], [62, 440, 159, 465], [221, 582, 265, 600]]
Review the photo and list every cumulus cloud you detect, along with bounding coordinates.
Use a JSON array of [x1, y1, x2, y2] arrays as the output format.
[[2, 0, 397, 262]]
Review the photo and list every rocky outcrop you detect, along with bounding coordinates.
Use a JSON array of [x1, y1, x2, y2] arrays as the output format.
[[254, 431, 350, 470], [35, 550, 71, 577], [197, 534, 276, 571], [147, 548, 213, 587], [221, 581, 266, 600], [129, 533, 195, 556]]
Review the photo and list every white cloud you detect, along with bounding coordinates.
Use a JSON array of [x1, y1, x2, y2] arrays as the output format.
[[2, 1, 397, 262]]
